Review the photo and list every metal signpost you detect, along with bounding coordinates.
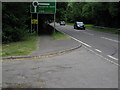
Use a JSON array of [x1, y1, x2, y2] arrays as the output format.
[[31, 0, 56, 34]]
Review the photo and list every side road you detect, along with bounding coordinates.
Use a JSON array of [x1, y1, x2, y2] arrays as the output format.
[[2, 45, 118, 88], [29, 35, 81, 56], [2, 34, 118, 88], [2, 35, 81, 60]]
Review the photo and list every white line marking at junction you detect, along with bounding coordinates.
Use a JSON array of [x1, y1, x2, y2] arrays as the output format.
[[69, 36, 92, 48], [56, 29, 119, 66], [101, 37, 119, 43], [95, 49, 102, 53], [84, 46, 119, 66], [58, 30, 92, 48], [107, 55, 118, 61]]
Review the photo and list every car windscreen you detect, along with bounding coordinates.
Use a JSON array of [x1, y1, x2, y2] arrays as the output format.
[[61, 21, 65, 24], [77, 22, 84, 25]]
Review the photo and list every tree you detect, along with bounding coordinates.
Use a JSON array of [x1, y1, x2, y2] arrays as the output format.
[[56, 2, 68, 22], [65, 2, 120, 28], [2, 2, 31, 43]]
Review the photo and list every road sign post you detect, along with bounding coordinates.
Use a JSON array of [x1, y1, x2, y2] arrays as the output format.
[[31, 13, 32, 33], [37, 13, 38, 34], [54, 13, 56, 33], [31, 0, 56, 34]]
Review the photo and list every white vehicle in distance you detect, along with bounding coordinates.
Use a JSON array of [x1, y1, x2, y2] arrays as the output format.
[[60, 21, 65, 26]]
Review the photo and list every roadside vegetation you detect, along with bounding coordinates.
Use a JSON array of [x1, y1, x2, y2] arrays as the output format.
[[66, 23, 74, 26], [66, 23, 120, 34], [57, 2, 120, 28], [85, 25, 120, 34], [2, 2, 120, 57], [52, 31, 69, 40], [2, 3, 31, 44], [2, 34, 38, 57]]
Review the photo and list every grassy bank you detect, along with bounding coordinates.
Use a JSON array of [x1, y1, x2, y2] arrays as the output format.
[[52, 31, 69, 40], [66, 23, 120, 34], [2, 34, 38, 57], [85, 25, 120, 34], [66, 23, 74, 26]]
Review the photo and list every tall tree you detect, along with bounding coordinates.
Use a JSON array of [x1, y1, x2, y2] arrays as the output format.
[[2, 2, 30, 43]]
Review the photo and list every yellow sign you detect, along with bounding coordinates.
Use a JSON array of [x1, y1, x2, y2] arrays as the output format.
[[31, 19, 38, 24]]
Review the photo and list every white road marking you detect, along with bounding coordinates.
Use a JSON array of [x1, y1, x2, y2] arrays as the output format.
[[69, 36, 92, 48], [95, 49, 102, 53], [84, 46, 119, 66], [56, 29, 119, 66], [83, 32, 94, 36], [107, 55, 118, 61], [101, 37, 119, 43], [58, 30, 92, 48]]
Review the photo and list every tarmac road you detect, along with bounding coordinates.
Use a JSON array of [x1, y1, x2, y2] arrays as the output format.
[[52, 23, 119, 65], [2, 47, 118, 88], [2, 23, 118, 88]]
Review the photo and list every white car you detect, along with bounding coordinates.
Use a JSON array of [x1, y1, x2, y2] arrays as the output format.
[[60, 21, 65, 25]]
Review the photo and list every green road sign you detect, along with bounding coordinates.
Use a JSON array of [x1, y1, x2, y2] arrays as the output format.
[[31, 1, 56, 14]]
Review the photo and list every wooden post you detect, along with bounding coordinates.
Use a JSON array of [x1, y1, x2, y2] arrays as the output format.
[[54, 13, 56, 33], [37, 13, 38, 35], [31, 13, 32, 33]]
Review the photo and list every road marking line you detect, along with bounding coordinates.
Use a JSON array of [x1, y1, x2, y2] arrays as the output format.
[[55, 28, 119, 66], [83, 46, 119, 66], [101, 37, 119, 43], [57, 30, 92, 48], [95, 49, 102, 53], [83, 32, 94, 36], [69, 36, 92, 48], [107, 55, 118, 61]]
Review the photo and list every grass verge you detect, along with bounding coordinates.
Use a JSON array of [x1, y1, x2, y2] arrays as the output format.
[[85, 25, 120, 34], [66, 22, 74, 26], [2, 34, 38, 57], [52, 31, 69, 40], [66, 22, 120, 34]]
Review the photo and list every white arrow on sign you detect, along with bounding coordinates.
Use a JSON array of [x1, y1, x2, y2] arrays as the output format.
[[32, 0, 39, 13]]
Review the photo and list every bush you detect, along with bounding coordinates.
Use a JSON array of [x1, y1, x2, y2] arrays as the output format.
[[2, 2, 30, 44], [2, 26, 28, 43]]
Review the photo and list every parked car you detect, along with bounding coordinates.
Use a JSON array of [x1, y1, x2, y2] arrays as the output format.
[[60, 21, 65, 25], [74, 22, 85, 30]]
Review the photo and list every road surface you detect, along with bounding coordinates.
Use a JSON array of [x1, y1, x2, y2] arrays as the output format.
[[51, 23, 119, 66], [2, 23, 118, 88]]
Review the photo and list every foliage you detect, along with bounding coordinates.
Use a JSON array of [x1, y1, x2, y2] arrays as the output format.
[[2, 2, 31, 43], [2, 2, 120, 44], [58, 2, 120, 28], [56, 2, 68, 22]]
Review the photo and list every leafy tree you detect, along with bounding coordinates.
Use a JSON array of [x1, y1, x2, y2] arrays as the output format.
[[56, 2, 68, 22], [65, 2, 120, 28], [2, 2, 30, 43]]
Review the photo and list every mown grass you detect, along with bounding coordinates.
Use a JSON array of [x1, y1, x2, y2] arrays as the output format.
[[66, 22, 74, 26], [66, 22, 120, 34], [2, 34, 38, 57], [52, 31, 69, 40], [85, 25, 120, 34]]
